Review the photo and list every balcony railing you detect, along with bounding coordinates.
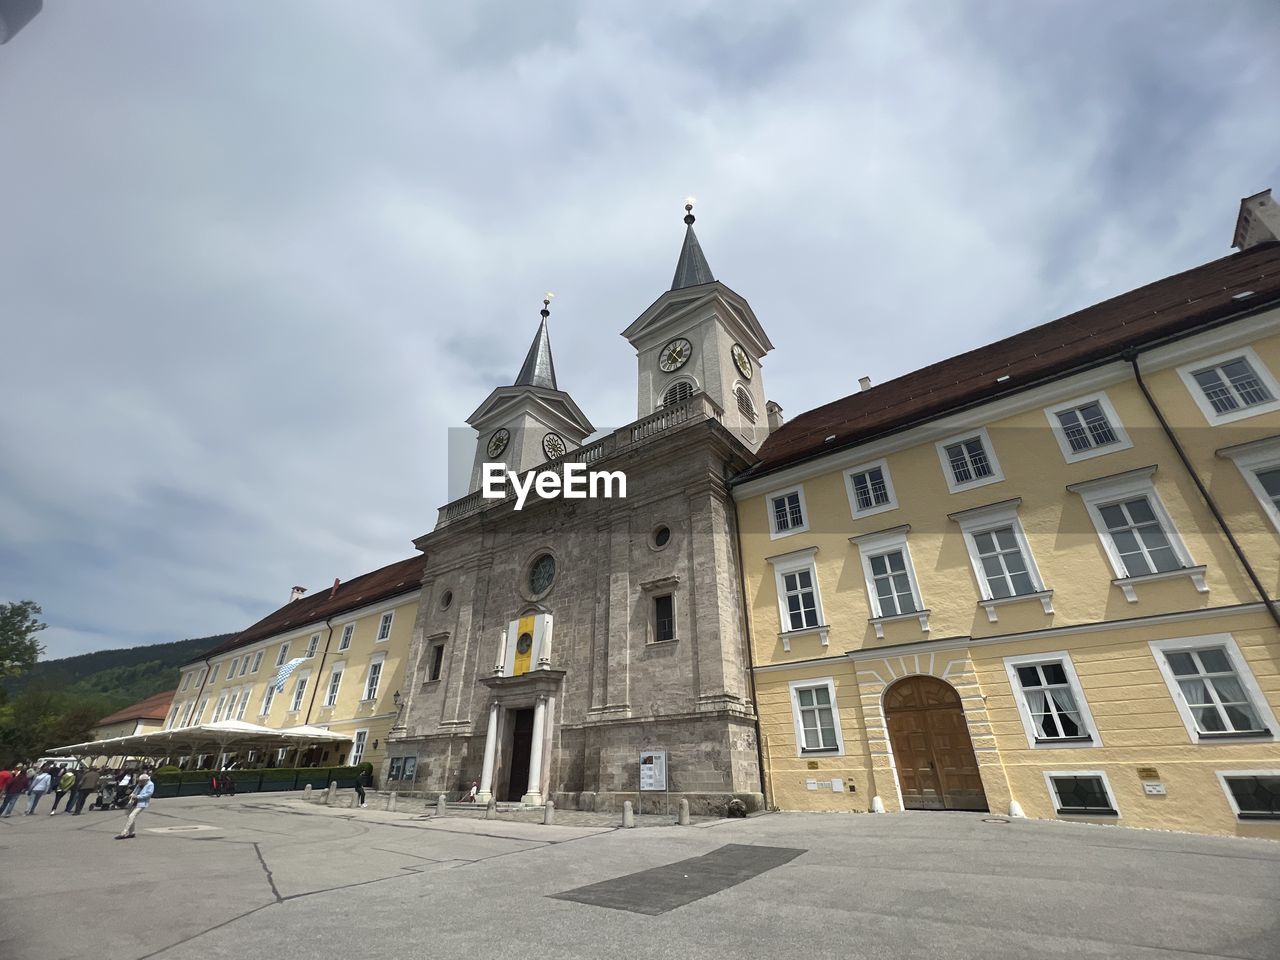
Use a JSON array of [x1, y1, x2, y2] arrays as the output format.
[[435, 392, 724, 527]]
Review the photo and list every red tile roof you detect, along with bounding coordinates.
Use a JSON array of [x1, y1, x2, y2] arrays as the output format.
[[750, 242, 1280, 477], [95, 689, 176, 727], [188, 554, 428, 665]]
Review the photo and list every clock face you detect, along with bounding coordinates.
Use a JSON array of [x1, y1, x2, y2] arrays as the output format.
[[542, 432, 566, 459], [658, 337, 692, 372], [731, 343, 753, 380], [486, 428, 510, 458]]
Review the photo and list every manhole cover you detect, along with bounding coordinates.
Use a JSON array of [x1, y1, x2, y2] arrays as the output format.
[[147, 825, 218, 833], [982, 817, 1010, 824]]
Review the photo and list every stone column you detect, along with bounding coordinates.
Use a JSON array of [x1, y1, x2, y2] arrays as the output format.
[[521, 695, 548, 805], [476, 701, 501, 804]]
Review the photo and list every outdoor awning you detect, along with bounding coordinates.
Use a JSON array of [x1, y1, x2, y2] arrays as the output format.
[[46, 719, 354, 760]]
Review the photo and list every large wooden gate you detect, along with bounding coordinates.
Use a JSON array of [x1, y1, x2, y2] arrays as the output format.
[[884, 676, 988, 811]]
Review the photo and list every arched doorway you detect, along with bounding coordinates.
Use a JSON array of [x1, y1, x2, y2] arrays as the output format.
[[884, 676, 988, 811]]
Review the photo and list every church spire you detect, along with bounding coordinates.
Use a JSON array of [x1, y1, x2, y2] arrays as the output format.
[[514, 294, 558, 390], [671, 198, 715, 291]]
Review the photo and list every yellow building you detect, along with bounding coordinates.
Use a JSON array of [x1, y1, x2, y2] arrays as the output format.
[[166, 555, 425, 774], [735, 193, 1280, 836]]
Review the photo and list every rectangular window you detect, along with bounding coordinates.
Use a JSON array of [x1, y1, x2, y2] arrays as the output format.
[[1055, 402, 1119, 453], [428, 644, 445, 682], [782, 568, 819, 630], [377, 612, 394, 641], [276, 643, 290, 667], [211, 695, 226, 723], [290, 675, 308, 713], [260, 684, 276, 716], [850, 466, 889, 511], [1046, 773, 1117, 815], [945, 437, 992, 485], [238, 657, 251, 677], [180, 673, 191, 692], [1098, 497, 1182, 576], [790, 680, 842, 753], [195, 698, 208, 724], [338, 624, 354, 651], [654, 594, 675, 642], [1160, 646, 1265, 735], [235, 688, 251, 721], [1193, 357, 1274, 414], [402, 756, 417, 781], [350, 730, 368, 766], [973, 525, 1036, 598], [182, 700, 196, 726], [209, 664, 220, 684], [364, 659, 383, 701], [195, 667, 207, 688], [1010, 660, 1092, 743], [1220, 774, 1280, 819], [306, 633, 320, 658], [250, 651, 263, 673], [325, 666, 343, 707], [1259, 467, 1280, 513], [868, 550, 916, 616], [388, 757, 404, 781], [768, 487, 808, 537], [229, 657, 240, 677], [166, 704, 180, 729]]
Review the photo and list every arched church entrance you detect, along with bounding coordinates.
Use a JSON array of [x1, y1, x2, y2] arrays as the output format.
[[884, 675, 988, 811]]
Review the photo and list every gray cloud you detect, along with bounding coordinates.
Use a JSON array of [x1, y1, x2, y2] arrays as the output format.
[[1, 0, 1278, 658]]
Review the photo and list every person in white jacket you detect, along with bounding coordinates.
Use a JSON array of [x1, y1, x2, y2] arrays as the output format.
[[25, 769, 52, 815], [114, 773, 154, 839]]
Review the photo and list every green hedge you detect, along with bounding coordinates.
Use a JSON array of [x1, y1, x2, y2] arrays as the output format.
[[152, 765, 364, 798]]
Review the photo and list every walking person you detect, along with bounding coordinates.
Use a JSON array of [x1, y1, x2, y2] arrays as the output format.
[[62, 767, 84, 813], [50, 768, 75, 815], [2, 768, 28, 817], [114, 773, 154, 839], [222, 771, 236, 797], [353, 767, 369, 808], [25, 767, 52, 815], [74, 767, 100, 815]]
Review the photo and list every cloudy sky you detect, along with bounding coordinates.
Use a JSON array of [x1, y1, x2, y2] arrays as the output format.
[[2, 1, 1278, 660]]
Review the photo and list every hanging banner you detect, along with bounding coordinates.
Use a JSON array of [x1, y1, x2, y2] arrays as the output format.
[[503, 613, 553, 677]]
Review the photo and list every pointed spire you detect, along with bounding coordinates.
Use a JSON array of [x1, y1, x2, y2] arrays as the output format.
[[514, 294, 558, 390], [671, 198, 715, 291]]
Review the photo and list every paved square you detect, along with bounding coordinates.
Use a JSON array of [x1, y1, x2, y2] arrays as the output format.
[[1, 794, 1277, 960]]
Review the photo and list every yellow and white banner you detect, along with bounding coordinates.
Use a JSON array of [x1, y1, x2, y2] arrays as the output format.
[[503, 613, 553, 677]]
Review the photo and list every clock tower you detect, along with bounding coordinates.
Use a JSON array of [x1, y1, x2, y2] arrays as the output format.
[[621, 203, 775, 451], [465, 298, 595, 493]]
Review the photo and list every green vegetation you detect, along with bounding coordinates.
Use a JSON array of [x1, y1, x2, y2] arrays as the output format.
[[0, 600, 46, 679]]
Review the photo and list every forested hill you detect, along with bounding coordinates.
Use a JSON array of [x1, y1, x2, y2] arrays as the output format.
[[1, 634, 232, 707]]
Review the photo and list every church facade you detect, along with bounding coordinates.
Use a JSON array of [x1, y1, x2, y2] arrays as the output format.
[[384, 209, 775, 812]]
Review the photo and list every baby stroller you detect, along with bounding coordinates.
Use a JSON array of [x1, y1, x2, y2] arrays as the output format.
[[91, 774, 131, 810]]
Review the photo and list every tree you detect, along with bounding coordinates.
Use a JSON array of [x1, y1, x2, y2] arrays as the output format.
[[0, 601, 46, 679]]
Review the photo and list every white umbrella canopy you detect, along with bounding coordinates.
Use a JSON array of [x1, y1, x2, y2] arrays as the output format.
[[46, 719, 353, 760]]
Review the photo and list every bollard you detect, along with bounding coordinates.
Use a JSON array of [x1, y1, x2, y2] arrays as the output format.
[[677, 798, 690, 826], [388, 791, 397, 813], [543, 800, 555, 825], [303, 784, 313, 800], [436, 794, 447, 816], [622, 800, 635, 828], [870, 795, 886, 814], [484, 798, 497, 820], [326, 781, 338, 805], [1008, 800, 1026, 819]]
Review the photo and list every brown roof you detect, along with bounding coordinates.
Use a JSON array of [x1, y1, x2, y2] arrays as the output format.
[[188, 554, 428, 665], [95, 689, 176, 727], [750, 242, 1280, 478]]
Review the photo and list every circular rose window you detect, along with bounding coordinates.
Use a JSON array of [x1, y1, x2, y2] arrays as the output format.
[[528, 553, 556, 595]]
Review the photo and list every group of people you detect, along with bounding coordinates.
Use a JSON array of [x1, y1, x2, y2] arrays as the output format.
[[0, 762, 155, 838]]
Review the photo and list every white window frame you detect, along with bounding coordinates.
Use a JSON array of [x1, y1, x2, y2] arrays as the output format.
[[210, 694, 226, 724], [250, 651, 264, 674], [325, 663, 344, 707], [181, 700, 196, 726], [195, 698, 209, 724], [766, 484, 810, 539], [194, 667, 207, 688], [1148, 634, 1277, 744], [338, 623, 354, 651], [1067, 466, 1205, 601], [228, 657, 240, 677], [377, 612, 394, 642], [949, 498, 1052, 622], [238, 656, 251, 677], [844, 458, 899, 519], [1043, 769, 1119, 817], [1218, 435, 1280, 535], [766, 547, 827, 649], [289, 673, 310, 713], [306, 633, 321, 658], [234, 687, 252, 721], [850, 525, 928, 638], [1216, 769, 1280, 820], [935, 426, 1004, 494], [180, 672, 192, 692], [350, 729, 369, 766], [1043, 391, 1133, 463], [1003, 651, 1101, 749], [276, 642, 290, 667], [260, 684, 277, 717], [363, 653, 386, 701], [209, 664, 220, 684], [1177, 345, 1280, 425], [787, 677, 845, 756]]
